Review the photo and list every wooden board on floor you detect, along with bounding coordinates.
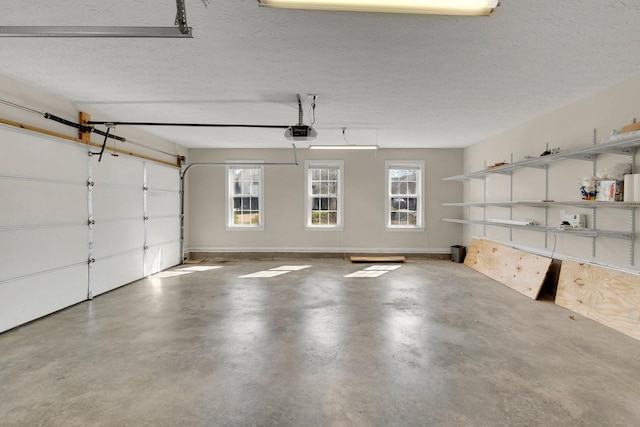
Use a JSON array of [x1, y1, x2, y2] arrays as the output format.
[[183, 259, 204, 264], [464, 239, 552, 300], [350, 256, 406, 263], [556, 260, 640, 341]]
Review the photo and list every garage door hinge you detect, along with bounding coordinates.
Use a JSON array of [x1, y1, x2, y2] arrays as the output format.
[[87, 218, 95, 226], [144, 245, 149, 251], [144, 216, 149, 221], [88, 258, 96, 264], [143, 186, 149, 191], [87, 180, 95, 187]]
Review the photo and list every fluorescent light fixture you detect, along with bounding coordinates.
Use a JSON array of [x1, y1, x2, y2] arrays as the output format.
[[258, 0, 500, 16], [309, 144, 378, 150]]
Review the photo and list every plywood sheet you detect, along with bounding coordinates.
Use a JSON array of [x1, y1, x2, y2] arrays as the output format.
[[464, 239, 552, 299], [350, 256, 406, 263], [556, 260, 640, 341]]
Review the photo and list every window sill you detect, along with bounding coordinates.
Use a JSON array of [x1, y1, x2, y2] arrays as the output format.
[[385, 226, 425, 232], [226, 225, 265, 232], [305, 225, 344, 232]]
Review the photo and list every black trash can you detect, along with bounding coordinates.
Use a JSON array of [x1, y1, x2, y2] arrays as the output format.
[[451, 245, 466, 263]]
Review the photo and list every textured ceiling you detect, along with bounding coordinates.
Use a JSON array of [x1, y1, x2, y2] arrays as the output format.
[[1, 0, 640, 149]]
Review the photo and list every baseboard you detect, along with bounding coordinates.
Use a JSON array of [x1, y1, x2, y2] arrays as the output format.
[[185, 247, 450, 261]]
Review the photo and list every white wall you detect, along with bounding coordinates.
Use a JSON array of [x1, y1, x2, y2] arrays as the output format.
[[462, 73, 640, 271], [187, 147, 463, 254]]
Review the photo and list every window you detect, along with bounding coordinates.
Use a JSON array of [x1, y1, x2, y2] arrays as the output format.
[[386, 161, 424, 229], [305, 161, 343, 229], [226, 164, 264, 230]]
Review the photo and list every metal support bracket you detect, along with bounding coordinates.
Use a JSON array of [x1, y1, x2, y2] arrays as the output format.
[[175, 0, 191, 35], [0, 1, 192, 38]]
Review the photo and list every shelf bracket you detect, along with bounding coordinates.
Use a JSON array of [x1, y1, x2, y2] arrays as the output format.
[[544, 167, 549, 249], [631, 208, 636, 266], [509, 153, 513, 242], [483, 160, 487, 237]]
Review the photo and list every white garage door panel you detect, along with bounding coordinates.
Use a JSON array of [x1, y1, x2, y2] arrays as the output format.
[[146, 191, 180, 217], [0, 126, 88, 182], [0, 226, 88, 283], [0, 180, 87, 227], [146, 163, 180, 191], [92, 251, 144, 296], [145, 243, 181, 276], [91, 156, 143, 186], [146, 217, 181, 246], [144, 162, 181, 275], [0, 264, 87, 333], [0, 126, 91, 333], [92, 186, 143, 221], [90, 156, 147, 296], [92, 220, 145, 259]]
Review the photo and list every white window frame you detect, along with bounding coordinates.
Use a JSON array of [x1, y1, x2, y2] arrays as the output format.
[[225, 162, 264, 231], [305, 160, 344, 231], [385, 160, 425, 231]]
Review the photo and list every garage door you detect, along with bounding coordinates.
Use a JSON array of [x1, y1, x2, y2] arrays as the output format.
[[0, 125, 89, 332], [0, 123, 182, 332]]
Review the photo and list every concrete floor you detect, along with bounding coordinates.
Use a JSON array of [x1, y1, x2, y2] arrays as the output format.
[[1, 259, 639, 426]]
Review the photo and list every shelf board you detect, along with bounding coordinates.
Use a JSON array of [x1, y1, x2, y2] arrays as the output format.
[[442, 218, 634, 241], [443, 200, 640, 209], [443, 131, 640, 181]]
